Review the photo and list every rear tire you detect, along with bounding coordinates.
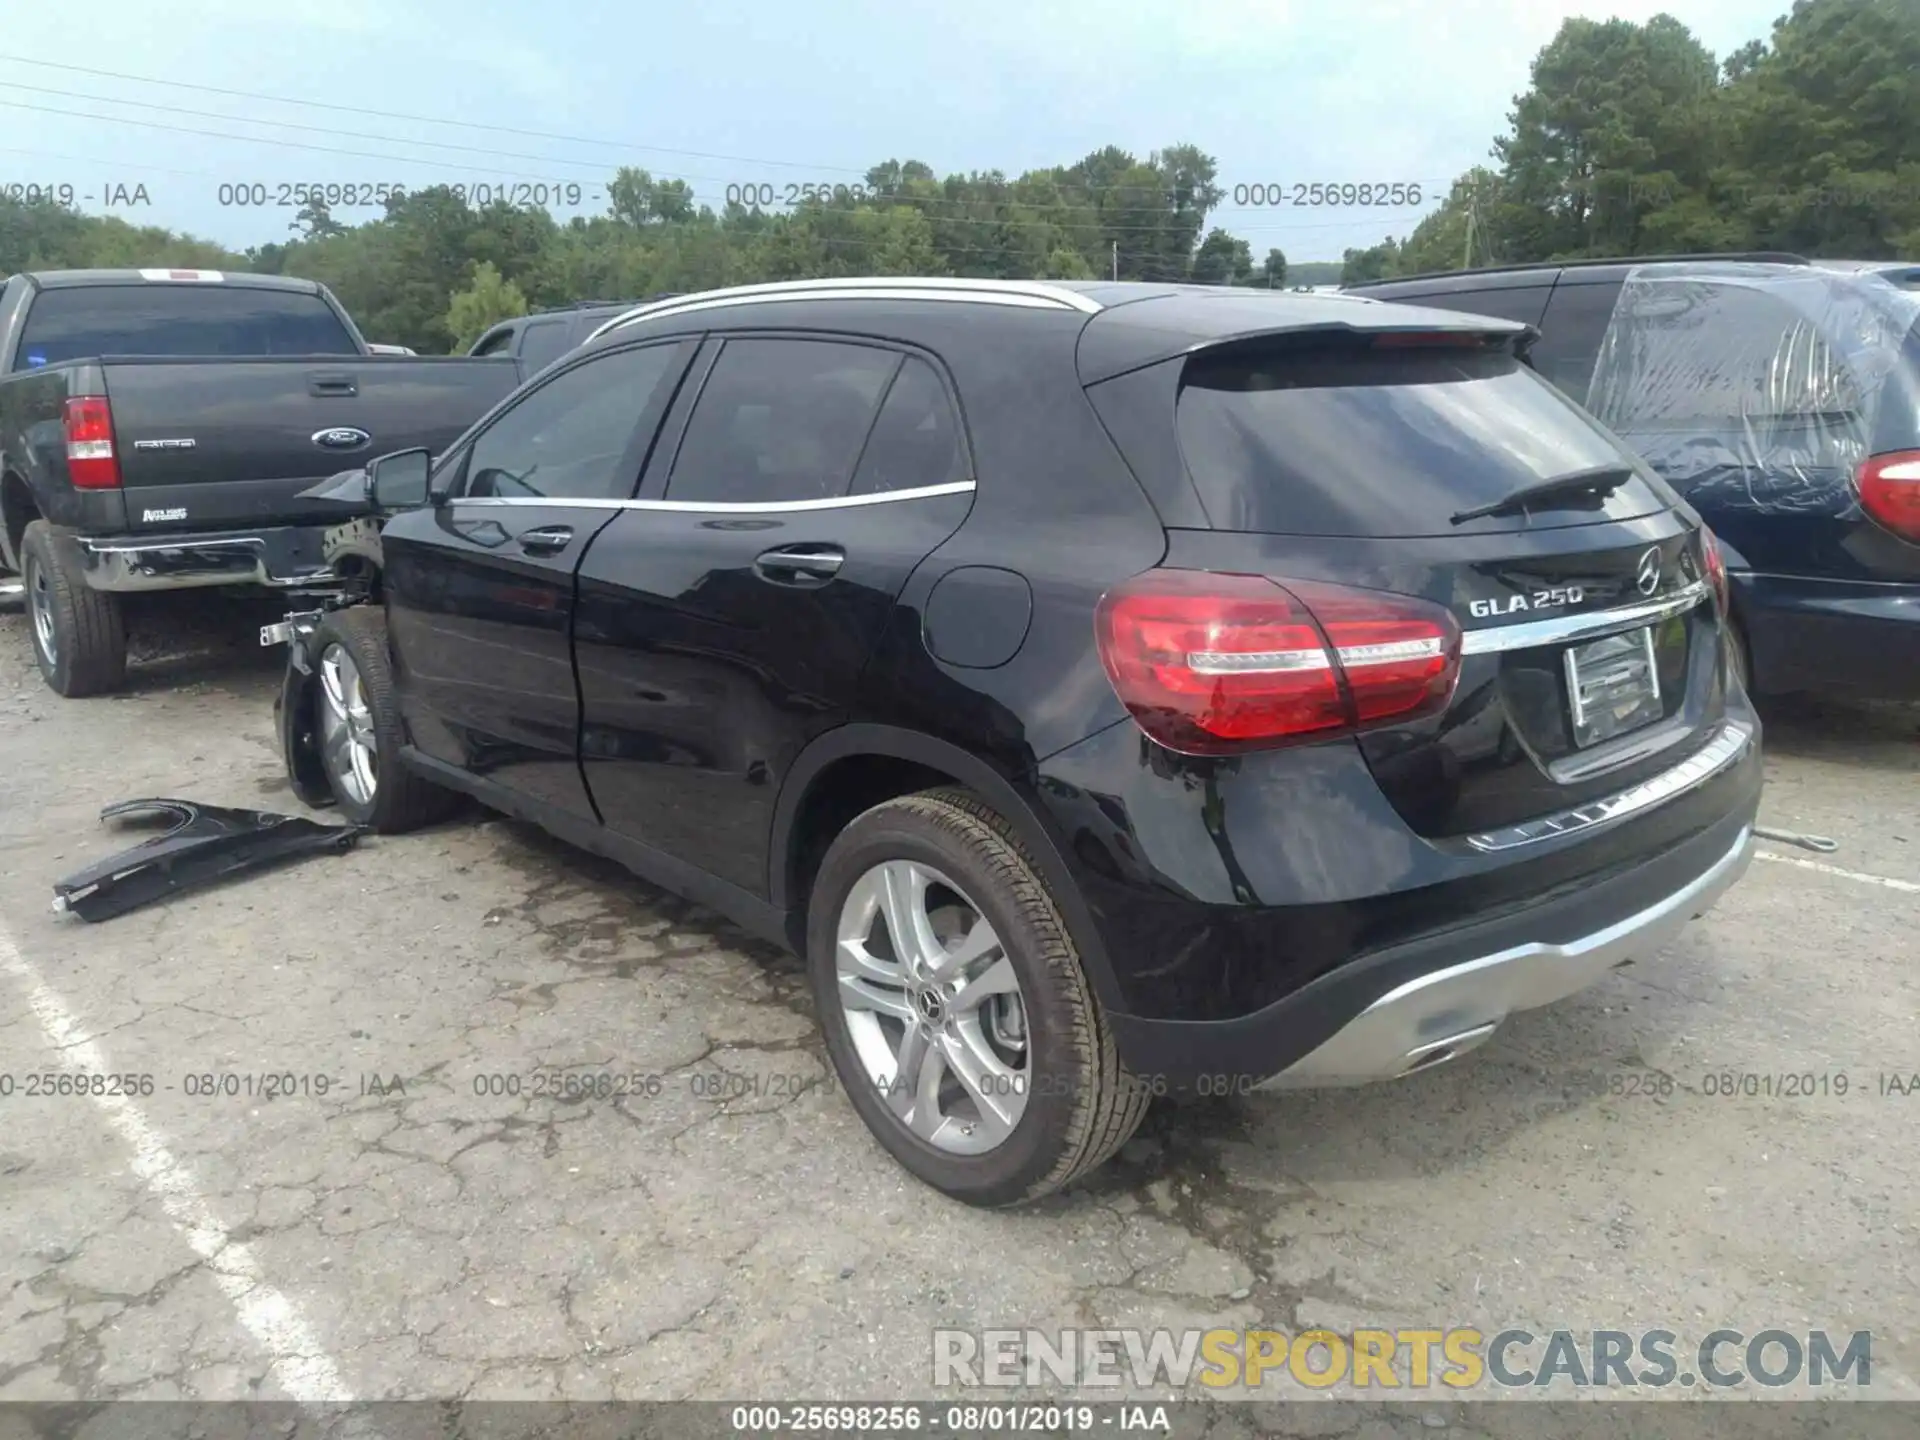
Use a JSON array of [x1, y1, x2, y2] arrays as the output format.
[[309, 606, 460, 833], [21, 520, 125, 697], [807, 787, 1151, 1207]]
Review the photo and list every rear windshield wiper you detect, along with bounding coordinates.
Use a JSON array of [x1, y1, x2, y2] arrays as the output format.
[[1450, 464, 1637, 525]]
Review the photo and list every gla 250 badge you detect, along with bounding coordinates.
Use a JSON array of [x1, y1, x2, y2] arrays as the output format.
[[1469, 585, 1586, 619]]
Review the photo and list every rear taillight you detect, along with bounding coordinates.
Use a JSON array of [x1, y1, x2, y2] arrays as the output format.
[[1858, 450, 1920, 543], [1093, 569, 1462, 755], [63, 396, 120, 489], [1700, 526, 1729, 618]]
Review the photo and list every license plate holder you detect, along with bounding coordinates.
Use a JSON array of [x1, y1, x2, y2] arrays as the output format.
[[1564, 626, 1663, 747]]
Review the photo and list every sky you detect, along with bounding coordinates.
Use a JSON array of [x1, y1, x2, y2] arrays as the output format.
[[0, 0, 1790, 264]]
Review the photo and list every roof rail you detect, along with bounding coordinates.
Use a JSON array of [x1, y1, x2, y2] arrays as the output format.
[[1343, 252, 1813, 289], [585, 276, 1103, 342]]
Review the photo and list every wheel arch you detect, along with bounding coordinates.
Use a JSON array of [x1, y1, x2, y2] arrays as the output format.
[[1, 469, 39, 572], [769, 724, 1124, 1011]]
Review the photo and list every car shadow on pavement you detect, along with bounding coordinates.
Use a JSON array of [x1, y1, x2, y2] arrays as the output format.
[[1751, 692, 1919, 770]]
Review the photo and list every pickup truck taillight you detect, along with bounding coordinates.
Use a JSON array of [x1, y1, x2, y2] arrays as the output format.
[[64, 396, 121, 489]]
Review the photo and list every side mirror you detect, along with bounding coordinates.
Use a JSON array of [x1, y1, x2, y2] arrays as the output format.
[[368, 448, 433, 512]]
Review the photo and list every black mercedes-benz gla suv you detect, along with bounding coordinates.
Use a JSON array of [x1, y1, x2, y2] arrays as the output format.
[[283, 277, 1763, 1206]]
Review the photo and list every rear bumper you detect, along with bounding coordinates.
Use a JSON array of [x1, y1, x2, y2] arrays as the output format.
[[1257, 820, 1753, 1087], [1736, 571, 1920, 699], [1103, 796, 1758, 1092], [55, 526, 339, 594]]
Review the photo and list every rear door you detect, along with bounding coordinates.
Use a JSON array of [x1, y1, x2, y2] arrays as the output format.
[[1096, 330, 1735, 841], [381, 337, 696, 819], [574, 335, 974, 893]]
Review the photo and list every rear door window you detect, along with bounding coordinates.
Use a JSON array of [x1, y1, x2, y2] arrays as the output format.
[[848, 357, 968, 495], [666, 338, 902, 504], [16, 284, 358, 367], [1174, 339, 1665, 537]]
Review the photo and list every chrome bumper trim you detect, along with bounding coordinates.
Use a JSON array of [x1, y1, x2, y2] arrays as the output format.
[[1464, 718, 1754, 854], [72, 533, 339, 593], [1460, 580, 1710, 655], [1258, 824, 1755, 1090]]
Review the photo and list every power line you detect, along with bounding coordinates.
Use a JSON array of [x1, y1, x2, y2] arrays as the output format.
[[0, 54, 871, 176], [0, 80, 716, 181], [0, 56, 1456, 218]]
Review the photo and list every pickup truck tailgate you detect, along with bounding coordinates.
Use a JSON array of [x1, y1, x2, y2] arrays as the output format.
[[102, 356, 520, 530]]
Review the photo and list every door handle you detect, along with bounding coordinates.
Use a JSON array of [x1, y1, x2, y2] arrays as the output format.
[[754, 545, 845, 584], [517, 525, 574, 556]]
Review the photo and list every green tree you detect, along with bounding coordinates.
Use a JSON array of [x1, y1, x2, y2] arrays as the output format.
[[445, 261, 529, 353], [1191, 227, 1253, 284], [1717, 0, 1920, 255], [1340, 237, 1403, 284], [292, 200, 345, 240]]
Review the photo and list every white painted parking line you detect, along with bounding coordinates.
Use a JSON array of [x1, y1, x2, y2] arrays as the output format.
[[1754, 849, 1920, 894], [0, 915, 357, 1403]]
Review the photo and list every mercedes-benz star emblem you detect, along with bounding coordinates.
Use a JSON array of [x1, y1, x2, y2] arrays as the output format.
[[1634, 547, 1662, 597]]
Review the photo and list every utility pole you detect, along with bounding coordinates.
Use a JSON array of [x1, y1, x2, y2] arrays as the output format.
[[1111, 240, 1118, 281], [1463, 182, 1477, 270]]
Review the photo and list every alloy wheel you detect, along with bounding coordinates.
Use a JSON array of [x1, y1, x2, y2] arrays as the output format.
[[834, 859, 1030, 1155], [27, 557, 56, 666], [318, 643, 378, 807]]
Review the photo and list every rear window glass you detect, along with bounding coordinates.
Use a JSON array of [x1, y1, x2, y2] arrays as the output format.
[[16, 285, 358, 367], [1175, 341, 1657, 536], [516, 319, 572, 373]]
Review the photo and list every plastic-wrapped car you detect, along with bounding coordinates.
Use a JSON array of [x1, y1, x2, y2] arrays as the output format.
[[1584, 263, 1920, 699], [1350, 257, 1920, 700]]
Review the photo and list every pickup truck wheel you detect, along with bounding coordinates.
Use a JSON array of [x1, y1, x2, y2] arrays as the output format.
[[21, 520, 125, 697], [310, 607, 460, 833], [807, 787, 1152, 1208]]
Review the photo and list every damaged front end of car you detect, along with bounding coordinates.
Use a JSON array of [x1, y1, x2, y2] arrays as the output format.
[[265, 464, 390, 810]]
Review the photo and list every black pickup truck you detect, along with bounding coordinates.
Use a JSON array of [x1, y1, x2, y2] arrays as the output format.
[[0, 268, 524, 696]]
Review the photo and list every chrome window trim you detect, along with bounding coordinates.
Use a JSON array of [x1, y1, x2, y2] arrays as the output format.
[[1463, 718, 1753, 854], [586, 277, 1103, 340], [1459, 579, 1710, 656], [448, 478, 977, 515]]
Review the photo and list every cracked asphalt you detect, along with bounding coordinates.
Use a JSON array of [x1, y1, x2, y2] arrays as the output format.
[[0, 594, 1916, 1415]]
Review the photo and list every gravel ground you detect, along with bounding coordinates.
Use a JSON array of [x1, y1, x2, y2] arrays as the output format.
[[0, 593, 1915, 1425]]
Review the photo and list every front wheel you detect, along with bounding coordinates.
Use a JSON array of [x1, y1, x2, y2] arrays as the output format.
[[807, 787, 1151, 1207], [308, 607, 461, 833]]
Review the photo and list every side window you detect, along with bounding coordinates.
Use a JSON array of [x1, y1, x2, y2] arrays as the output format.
[[1372, 283, 1553, 329], [461, 343, 679, 501], [1530, 281, 1623, 406], [848, 356, 967, 495], [471, 327, 514, 357], [666, 338, 901, 504], [516, 318, 571, 374]]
